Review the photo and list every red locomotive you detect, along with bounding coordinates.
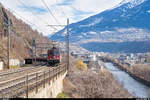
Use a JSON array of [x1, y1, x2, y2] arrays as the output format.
[[25, 46, 61, 65], [47, 47, 61, 65]]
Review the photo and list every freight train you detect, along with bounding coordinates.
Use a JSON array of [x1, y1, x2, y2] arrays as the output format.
[[47, 47, 61, 65], [25, 46, 61, 65]]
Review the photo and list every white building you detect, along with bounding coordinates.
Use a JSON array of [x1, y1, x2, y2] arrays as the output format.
[[0, 61, 3, 70], [88, 54, 97, 61], [10, 59, 20, 66]]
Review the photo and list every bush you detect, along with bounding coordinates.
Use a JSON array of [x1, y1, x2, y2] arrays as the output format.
[[76, 60, 87, 71], [22, 64, 30, 67], [65, 69, 132, 98], [10, 65, 20, 69], [57, 93, 69, 98]]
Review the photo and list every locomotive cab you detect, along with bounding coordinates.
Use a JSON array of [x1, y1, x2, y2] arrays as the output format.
[[47, 47, 61, 65]]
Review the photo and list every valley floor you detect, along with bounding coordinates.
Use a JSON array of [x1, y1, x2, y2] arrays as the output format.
[[62, 58, 132, 98]]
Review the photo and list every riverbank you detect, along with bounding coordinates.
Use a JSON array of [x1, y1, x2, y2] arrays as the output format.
[[130, 64, 150, 86], [62, 58, 132, 98], [104, 63, 150, 98], [114, 61, 150, 87], [101, 57, 150, 88]]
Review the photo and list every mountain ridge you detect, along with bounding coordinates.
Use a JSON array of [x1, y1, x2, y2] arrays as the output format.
[[50, 0, 150, 53], [50, 0, 150, 42]]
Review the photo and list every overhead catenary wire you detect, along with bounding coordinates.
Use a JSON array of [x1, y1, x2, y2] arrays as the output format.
[[8, 9, 42, 31], [16, 0, 67, 31], [16, 0, 49, 25], [2, 0, 66, 33], [20, 0, 64, 32], [1, 0, 6, 4], [55, 0, 68, 19], [16, 0, 59, 32], [3, 9, 56, 36], [41, 0, 61, 25], [3, 9, 63, 35], [1, 8, 48, 37]]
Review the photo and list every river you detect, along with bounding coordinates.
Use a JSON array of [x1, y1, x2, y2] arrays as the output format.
[[104, 63, 150, 98]]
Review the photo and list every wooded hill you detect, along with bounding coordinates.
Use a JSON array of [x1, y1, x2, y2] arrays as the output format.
[[0, 3, 52, 69]]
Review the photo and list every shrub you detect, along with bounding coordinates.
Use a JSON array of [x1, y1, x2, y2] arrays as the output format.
[[10, 65, 20, 69], [76, 60, 87, 71], [57, 93, 69, 98], [22, 64, 30, 67]]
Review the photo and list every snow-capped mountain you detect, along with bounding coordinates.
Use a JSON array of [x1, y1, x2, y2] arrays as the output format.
[[119, 0, 146, 8], [50, 0, 150, 53]]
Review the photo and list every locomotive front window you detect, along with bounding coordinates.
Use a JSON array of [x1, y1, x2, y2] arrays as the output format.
[[48, 50, 53, 56], [55, 51, 59, 55]]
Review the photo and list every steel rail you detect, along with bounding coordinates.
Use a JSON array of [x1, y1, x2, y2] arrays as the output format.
[[0, 64, 67, 98]]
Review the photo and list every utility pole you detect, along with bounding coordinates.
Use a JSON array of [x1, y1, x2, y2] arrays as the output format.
[[67, 18, 69, 70], [35, 44, 37, 65], [32, 38, 35, 65], [32, 38, 33, 65], [47, 18, 70, 69], [7, 18, 10, 69]]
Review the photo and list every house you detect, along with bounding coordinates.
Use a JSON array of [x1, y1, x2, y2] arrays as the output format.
[[119, 55, 127, 61]]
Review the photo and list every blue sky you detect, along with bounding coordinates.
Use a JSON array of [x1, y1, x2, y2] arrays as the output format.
[[18, 6, 47, 14], [57, 0, 75, 6], [0, 0, 124, 36]]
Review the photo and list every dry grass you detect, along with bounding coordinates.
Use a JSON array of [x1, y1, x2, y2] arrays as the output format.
[[63, 58, 132, 98], [131, 64, 150, 82]]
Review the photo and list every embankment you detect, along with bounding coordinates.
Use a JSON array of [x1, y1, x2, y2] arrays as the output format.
[[101, 57, 150, 87], [27, 71, 67, 98]]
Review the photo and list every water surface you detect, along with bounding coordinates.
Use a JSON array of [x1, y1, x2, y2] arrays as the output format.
[[104, 63, 150, 98]]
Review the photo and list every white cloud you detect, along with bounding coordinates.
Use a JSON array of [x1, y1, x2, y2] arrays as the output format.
[[0, 0, 124, 36], [72, 0, 123, 14], [147, 10, 150, 13]]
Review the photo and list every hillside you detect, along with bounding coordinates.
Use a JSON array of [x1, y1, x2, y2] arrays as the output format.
[[81, 41, 150, 53], [50, 0, 150, 53], [0, 3, 52, 69], [62, 57, 132, 98]]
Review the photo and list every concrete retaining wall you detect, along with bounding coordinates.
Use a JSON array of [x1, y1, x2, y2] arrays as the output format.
[[28, 71, 67, 98]]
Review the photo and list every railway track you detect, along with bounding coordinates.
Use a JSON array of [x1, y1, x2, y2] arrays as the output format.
[[0, 66, 48, 82], [0, 63, 47, 79], [0, 63, 45, 76], [0, 63, 67, 98]]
